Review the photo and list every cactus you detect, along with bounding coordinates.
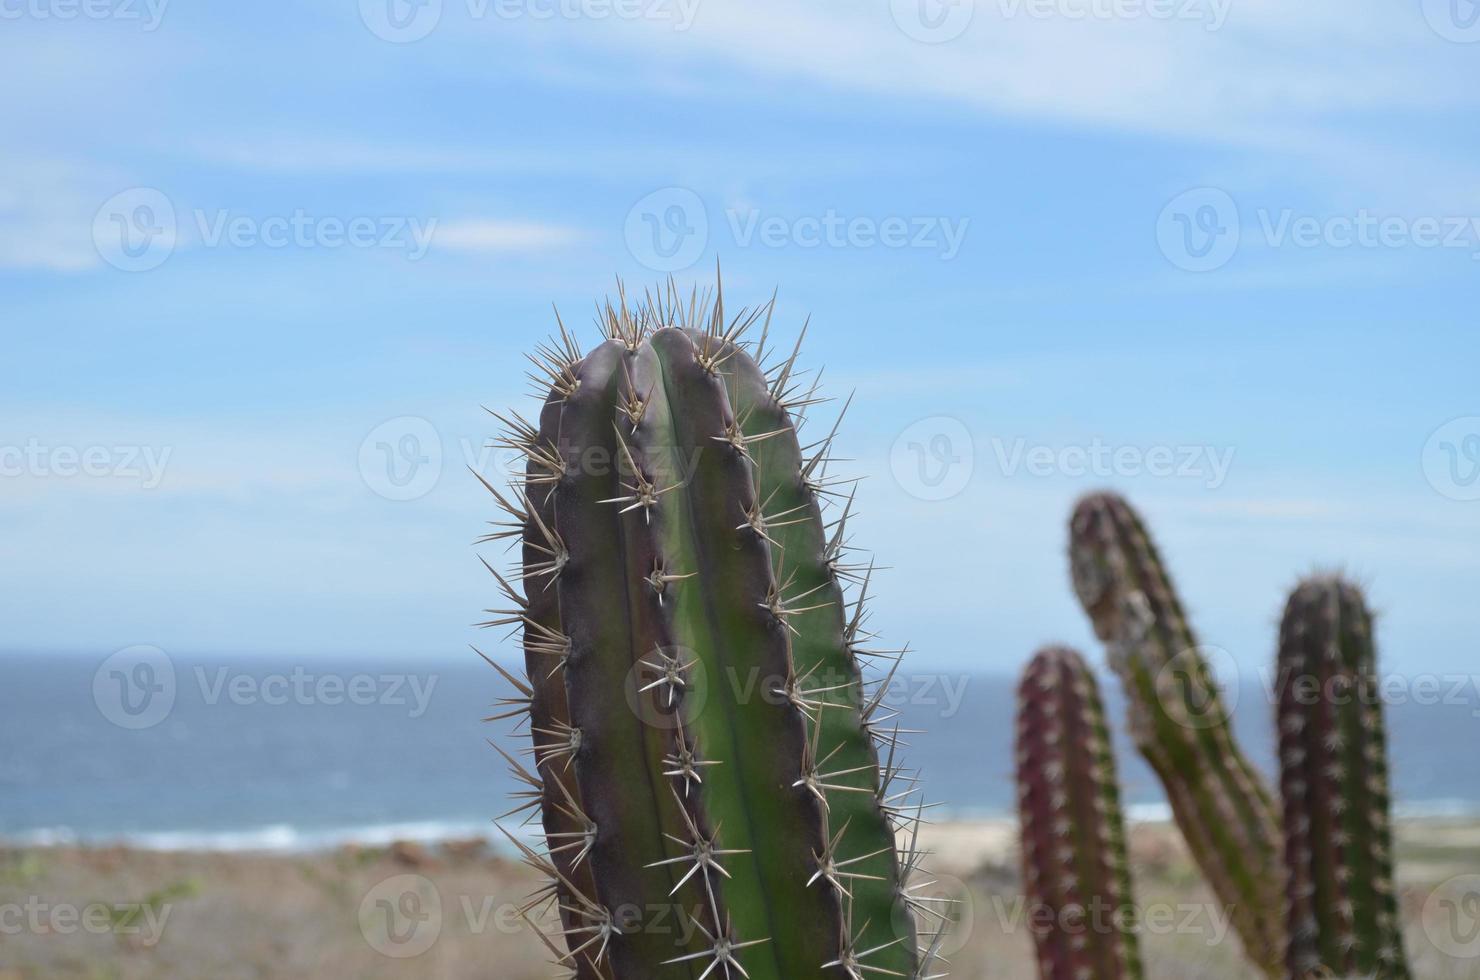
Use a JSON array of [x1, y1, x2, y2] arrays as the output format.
[[1015, 645, 1143, 980], [1276, 575, 1408, 979], [1068, 492, 1285, 976], [480, 284, 939, 980]]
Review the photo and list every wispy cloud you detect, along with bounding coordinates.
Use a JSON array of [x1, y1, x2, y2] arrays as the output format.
[[0, 157, 114, 272], [188, 137, 565, 176], [433, 219, 590, 252], [591, 0, 1475, 142]]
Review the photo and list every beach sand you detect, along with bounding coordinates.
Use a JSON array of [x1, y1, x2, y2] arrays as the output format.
[[1, 819, 1476, 979]]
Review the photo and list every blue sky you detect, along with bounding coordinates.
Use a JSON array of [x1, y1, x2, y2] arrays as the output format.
[[3, 0, 1479, 683]]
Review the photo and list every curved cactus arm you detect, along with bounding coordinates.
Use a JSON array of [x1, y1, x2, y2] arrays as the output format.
[[1068, 492, 1285, 977], [1277, 575, 1408, 979], [1016, 645, 1144, 980], [634, 324, 852, 980]]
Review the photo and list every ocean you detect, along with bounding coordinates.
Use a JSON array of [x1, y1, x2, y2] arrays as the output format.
[[3, 651, 1476, 852]]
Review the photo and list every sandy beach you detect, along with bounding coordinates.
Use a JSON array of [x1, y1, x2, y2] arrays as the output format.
[[2, 818, 1476, 979]]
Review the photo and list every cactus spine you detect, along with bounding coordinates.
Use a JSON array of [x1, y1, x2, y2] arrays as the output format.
[[481, 285, 937, 980], [1276, 575, 1408, 979], [1068, 492, 1285, 976], [1015, 645, 1143, 980]]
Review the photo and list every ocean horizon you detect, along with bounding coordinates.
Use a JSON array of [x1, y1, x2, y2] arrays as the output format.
[[6, 650, 1478, 853]]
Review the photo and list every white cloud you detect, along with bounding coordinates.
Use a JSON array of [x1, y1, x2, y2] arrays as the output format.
[[575, 0, 1477, 155], [189, 137, 555, 175], [0, 157, 115, 272], [433, 219, 590, 251]]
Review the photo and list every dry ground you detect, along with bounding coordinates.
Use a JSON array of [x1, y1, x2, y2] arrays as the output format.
[[0, 820, 1475, 979]]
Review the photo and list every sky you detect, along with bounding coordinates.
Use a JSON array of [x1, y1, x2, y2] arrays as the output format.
[[2, 0, 1478, 686]]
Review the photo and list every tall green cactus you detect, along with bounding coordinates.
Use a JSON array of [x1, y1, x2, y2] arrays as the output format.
[[1015, 645, 1143, 980], [481, 285, 938, 980], [1276, 575, 1408, 979], [1068, 492, 1285, 976]]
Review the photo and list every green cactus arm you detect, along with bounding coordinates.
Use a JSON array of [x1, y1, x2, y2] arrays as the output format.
[[633, 326, 848, 980], [485, 288, 929, 980], [1069, 492, 1285, 977], [1277, 575, 1408, 979], [1016, 645, 1143, 980], [712, 327, 922, 976]]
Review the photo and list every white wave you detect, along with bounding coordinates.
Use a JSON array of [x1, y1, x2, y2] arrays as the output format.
[[0, 819, 524, 854], [1125, 802, 1175, 823], [1394, 798, 1480, 820]]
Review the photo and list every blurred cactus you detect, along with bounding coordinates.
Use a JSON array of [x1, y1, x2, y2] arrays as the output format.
[[1068, 492, 1285, 976], [1015, 645, 1143, 980], [1276, 575, 1408, 979], [479, 283, 940, 980]]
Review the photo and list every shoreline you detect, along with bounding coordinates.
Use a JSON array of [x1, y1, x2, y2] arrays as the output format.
[[6, 809, 1479, 858]]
